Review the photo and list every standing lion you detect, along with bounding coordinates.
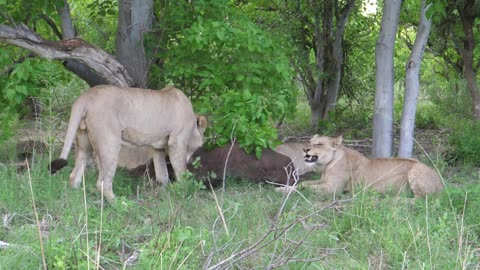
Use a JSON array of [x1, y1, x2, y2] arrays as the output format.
[[50, 85, 207, 202]]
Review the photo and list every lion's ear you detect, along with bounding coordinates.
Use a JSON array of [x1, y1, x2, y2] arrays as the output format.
[[196, 115, 208, 130], [333, 135, 343, 148], [310, 134, 321, 143]]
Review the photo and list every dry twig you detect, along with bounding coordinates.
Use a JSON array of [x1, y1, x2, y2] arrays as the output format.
[[26, 159, 48, 270], [203, 198, 351, 270]]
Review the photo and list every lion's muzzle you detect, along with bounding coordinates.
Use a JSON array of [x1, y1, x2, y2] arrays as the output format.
[[303, 149, 318, 163]]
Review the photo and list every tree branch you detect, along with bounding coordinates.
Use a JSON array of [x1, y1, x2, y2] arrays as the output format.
[[0, 24, 135, 87], [0, 10, 16, 26], [37, 13, 63, 40]]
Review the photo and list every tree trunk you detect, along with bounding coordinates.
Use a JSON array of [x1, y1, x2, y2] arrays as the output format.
[[323, 0, 356, 120], [116, 0, 153, 88], [55, 0, 111, 87], [310, 102, 325, 126], [56, 0, 75, 38], [306, 0, 356, 126], [458, 0, 480, 119], [0, 24, 134, 87], [307, 0, 328, 126], [398, 1, 432, 158], [372, 0, 402, 158]]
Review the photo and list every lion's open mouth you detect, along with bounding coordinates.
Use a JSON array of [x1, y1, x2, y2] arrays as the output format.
[[304, 155, 318, 163]]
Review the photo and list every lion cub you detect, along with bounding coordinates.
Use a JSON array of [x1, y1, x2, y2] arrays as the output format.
[[302, 135, 444, 197]]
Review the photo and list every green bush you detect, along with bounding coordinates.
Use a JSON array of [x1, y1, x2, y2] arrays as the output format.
[[415, 101, 440, 129], [447, 119, 480, 164], [160, 1, 296, 157], [0, 56, 80, 143], [422, 76, 472, 128]]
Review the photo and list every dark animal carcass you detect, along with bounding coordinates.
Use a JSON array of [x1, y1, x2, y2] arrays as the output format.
[[129, 143, 295, 186], [189, 143, 295, 186]]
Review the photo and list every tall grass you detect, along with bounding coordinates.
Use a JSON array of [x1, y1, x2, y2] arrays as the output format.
[[0, 151, 479, 269], [1, 79, 479, 269]]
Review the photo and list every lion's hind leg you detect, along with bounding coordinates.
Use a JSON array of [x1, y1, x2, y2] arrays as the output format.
[[152, 149, 169, 186], [69, 126, 92, 188], [167, 141, 188, 181], [91, 133, 121, 202], [407, 163, 444, 197]]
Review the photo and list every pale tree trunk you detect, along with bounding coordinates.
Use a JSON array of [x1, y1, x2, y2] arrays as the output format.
[[372, 0, 401, 158], [116, 0, 153, 88], [398, 0, 432, 158], [307, 0, 356, 126], [458, 0, 480, 119]]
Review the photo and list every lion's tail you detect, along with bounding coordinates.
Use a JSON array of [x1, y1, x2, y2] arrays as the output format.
[[50, 99, 86, 174]]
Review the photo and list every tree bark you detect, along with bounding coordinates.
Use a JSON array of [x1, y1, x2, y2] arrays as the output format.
[[323, 0, 356, 119], [116, 0, 153, 88], [457, 0, 480, 119], [307, 0, 356, 126], [55, 0, 111, 87], [0, 24, 134, 87], [398, 0, 432, 158], [308, 0, 328, 126], [372, 0, 401, 158], [56, 0, 75, 39]]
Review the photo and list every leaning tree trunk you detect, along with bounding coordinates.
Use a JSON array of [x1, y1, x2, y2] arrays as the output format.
[[372, 0, 402, 158], [398, 0, 432, 158], [458, 0, 480, 119], [116, 0, 153, 88], [0, 24, 134, 87]]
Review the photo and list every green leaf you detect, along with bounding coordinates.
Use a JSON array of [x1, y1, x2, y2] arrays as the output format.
[[216, 30, 225, 41], [173, 227, 193, 242], [255, 146, 262, 159]]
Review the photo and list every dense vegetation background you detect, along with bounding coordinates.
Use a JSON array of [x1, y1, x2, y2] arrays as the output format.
[[0, 0, 480, 269]]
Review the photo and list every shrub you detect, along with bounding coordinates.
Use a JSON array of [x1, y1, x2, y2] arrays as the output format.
[[160, 1, 296, 157], [447, 119, 480, 164]]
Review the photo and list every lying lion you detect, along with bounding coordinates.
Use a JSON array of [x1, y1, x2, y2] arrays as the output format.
[[50, 85, 207, 202], [302, 135, 444, 197]]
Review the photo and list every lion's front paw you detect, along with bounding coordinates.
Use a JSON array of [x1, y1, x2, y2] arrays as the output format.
[[275, 186, 298, 194]]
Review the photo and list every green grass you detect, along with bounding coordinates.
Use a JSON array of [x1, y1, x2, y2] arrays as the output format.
[[0, 153, 479, 269], [1, 85, 478, 268]]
